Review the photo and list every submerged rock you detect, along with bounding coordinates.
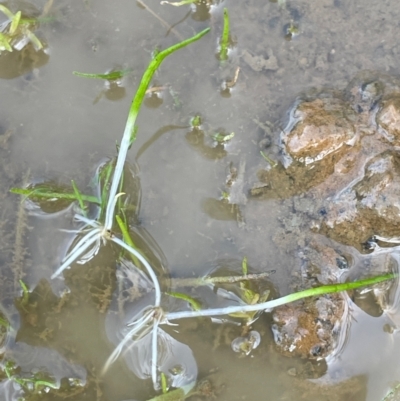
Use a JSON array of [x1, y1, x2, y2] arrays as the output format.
[[251, 71, 400, 201], [320, 151, 400, 250], [271, 292, 348, 360], [256, 72, 400, 359], [253, 90, 361, 198], [377, 95, 400, 146], [281, 93, 357, 166]]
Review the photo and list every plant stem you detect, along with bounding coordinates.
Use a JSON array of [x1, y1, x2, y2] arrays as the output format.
[[115, 214, 141, 267], [104, 28, 210, 232], [111, 237, 161, 306], [171, 271, 273, 287], [165, 273, 397, 321], [151, 317, 161, 389], [219, 8, 230, 61], [167, 291, 201, 311], [73, 69, 132, 80], [71, 180, 87, 216], [10, 187, 100, 204]]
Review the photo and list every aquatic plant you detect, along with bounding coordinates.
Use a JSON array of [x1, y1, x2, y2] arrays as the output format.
[[0, 4, 43, 53], [49, 28, 210, 281], [103, 262, 396, 392], [219, 8, 230, 61], [3, 360, 58, 392], [73, 68, 132, 81], [9, 6, 400, 399]]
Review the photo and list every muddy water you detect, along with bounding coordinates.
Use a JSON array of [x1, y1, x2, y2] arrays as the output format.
[[3, 0, 400, 400]]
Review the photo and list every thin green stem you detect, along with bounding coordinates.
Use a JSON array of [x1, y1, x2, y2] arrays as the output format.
[[166, 291, 201, 311], [73, 69, 132, 80], [161, 372, 168, 394], [10, 187, 100, 204], [19, 280, 29, 307], [71, 180, 87, 216], [115, 214, 141, 267], [104, 28, 210, 231], [242, 256, 248, 275], [220, 8, 230, 61], [166, 273, 397, 321]]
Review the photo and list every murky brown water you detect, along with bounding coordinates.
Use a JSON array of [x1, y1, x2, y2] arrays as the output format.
[[3, 0, 400, 400]]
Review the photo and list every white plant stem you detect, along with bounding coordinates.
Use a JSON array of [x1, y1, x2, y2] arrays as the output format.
[[165, 273, 397, 322], [165, 295, 294, 321], [151, 317, 161, 389], [51, 227, 102, 279], [111, 236, 161, 307]]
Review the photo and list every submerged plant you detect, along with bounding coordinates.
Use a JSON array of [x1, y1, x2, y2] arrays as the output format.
[[10, 5, 400, 399], [73, 68, 132, 80], [49, 27, 210, 281], [103, 265, 397, 392], [3, 360, 58, 392], [219, 8, 230, 61], [0, 4, 43, 53], [8, 28, 209, 392]]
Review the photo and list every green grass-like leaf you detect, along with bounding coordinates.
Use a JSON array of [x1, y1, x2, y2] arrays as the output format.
[[10, 186, 100, 204], [73, 69, 132, 80], [167, 291, 202, 311], [104, 28, 210, 230], [219, 8, 230, 61]]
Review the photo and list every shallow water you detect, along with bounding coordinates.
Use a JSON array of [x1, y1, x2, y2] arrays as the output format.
[[3, 0, 400, 400]]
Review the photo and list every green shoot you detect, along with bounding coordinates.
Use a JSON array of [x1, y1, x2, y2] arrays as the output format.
[[4, 360, 58, 391], [241, 256, 248, 275], [10, 11, 22, 35], [10, 186, 100, 205], [260, 151, 277, 168], [19, 280, 30, 307], [210, 131, 234, 143], [161, 372, 168, 394], [25, 29, 43, 50], [190, 115, 202, 129], [73, 69, 132, 80], [229, 289, 270, 321], [104, 27, 210, 231], [0, 33, 12, 52], [219, 8, 230, 61], [166, 272, 397, 321], [166, 291, 202, 311], [0, 4, 44, 53], [71, 180, 87, 216], [115, 215, 141, 268]]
